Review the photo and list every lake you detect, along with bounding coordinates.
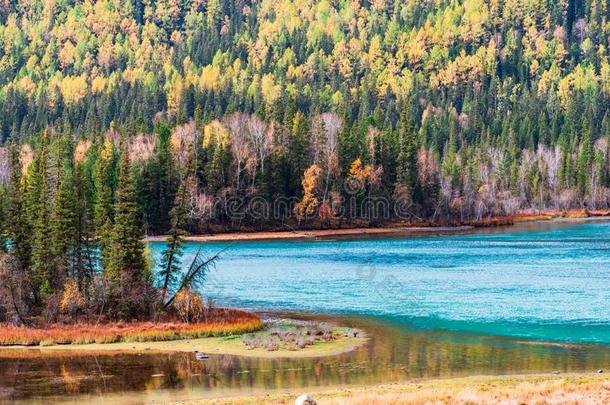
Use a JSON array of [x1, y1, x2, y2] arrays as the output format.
[[2, 219, 610, 403], [153, 218, 610, 344]]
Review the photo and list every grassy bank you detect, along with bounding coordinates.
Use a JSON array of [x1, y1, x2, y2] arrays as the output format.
[[4, 329, 366, 358], [0, 319, 367, 358], [0, 308, 262, 346], [178, 373, 610, 404]]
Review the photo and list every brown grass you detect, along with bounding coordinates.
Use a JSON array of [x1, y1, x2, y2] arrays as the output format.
[[0, 308, 262, 346], [186, 374, 610, 404]]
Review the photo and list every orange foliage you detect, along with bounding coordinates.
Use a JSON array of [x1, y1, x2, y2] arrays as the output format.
[[294, 164, 322, 221], [0, 309, 262, 346]]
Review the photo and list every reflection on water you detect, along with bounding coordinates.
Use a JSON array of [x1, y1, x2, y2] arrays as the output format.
[[2, 315, 610, 403]]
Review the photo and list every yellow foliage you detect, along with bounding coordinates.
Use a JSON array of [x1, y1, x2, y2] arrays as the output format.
[[60, 75, 88, 104], [18, 76, 36, 96], [294, 164, 322, 221], [203, 120, 230, 147], [91, 75, 107, 93], [261, 73, 280, 106], [602, 62, 610, 97], [60, 280, 86, 317], [199, 65, 221, 91], [59, 41, 76, 69], [173, 289, 205, 323]]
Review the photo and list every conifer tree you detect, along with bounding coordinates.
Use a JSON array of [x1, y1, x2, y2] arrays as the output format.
[[51, 157, 77, 282], [158, 170, 189, 304], [73, 162, 97, 290], [289, 111, 310, 196], [395, 104, 419, 200], [6, 145, 31, 269], [93, 141, 115, 270], [106, 149, 148, 316], [27, 132, 55, 299]]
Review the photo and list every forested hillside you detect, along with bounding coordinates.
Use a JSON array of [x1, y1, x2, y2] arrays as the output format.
[[0, 0, 608, 321], [0, 0, 609, 233]]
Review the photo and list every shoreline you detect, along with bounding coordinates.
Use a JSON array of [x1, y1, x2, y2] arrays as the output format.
[[146, 210, 610, 243], [0, 332, 367, 359]]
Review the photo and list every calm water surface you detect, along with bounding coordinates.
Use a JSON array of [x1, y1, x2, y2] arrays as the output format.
[[2, 219, 610, 403], [155, 218, 610, 344]]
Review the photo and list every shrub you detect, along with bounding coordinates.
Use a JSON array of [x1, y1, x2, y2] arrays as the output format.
[[173, 289, 205, 323], [59, 280, 86, 318]]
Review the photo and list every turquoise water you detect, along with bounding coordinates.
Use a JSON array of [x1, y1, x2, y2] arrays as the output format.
[[150, 220, 610, 344]]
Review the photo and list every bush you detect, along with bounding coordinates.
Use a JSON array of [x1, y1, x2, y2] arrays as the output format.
[[59, 280, 86, 318], [173, 289, 205, 323]]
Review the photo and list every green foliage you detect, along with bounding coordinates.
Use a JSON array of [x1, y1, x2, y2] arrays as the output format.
[[0, 0, 610, 320], [396, 104, 419, 199], [107, 151, 147, 286]]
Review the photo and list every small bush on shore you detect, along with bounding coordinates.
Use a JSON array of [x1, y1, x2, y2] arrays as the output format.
[[0, 308, 262, 346]]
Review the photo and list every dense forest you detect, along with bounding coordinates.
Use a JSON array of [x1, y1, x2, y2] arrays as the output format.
[[0, 0, 609, 320]]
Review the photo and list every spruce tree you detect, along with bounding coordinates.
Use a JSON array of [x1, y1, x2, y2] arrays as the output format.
[[6, 145, 31, 269], [27, 132, 56, 300], [73, 162, 97, 290], [396, 104, 419, 199], [106, 149, 148, 316], [51, 157, 77, 282], [289, 111, 310, 196], [93, 141, 114, 271], [158, 174, 188, 304]]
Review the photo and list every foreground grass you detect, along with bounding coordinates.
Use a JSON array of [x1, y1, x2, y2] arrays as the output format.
[[178, 373, 610, 404], [0, 309, 262, 346]]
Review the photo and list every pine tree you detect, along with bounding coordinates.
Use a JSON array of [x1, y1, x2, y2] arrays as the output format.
[[51, 156, 78, 282], [139, 124, 176, 234], [289, 111, 310, 196], [6, 145, 31, 269], [395, 104, 419, 199], [73, 162, 97, 291], [93, 140, 115, 271], [27, 132, 56, 299], [158, 173, 189, 304], [106, 149, 148, 316], [577, 131, 593, 199]]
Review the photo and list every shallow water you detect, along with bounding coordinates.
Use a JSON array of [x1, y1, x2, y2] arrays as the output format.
[[3, 219, 610, 403], [3, 315, 610, 403]]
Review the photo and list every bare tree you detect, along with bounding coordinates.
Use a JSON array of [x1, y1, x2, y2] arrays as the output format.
[[0, 254, 29, 325], [172, 120, 200, 170], [246, 115, 273, 178], [311, 113, 342, 201], [225, 113, 251, 190]]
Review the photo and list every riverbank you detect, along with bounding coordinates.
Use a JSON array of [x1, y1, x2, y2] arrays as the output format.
[[0, 318, 367, 359], [176, 373, 610, 404], [146, 210, 610, 243], [2, 327, 366, 359]]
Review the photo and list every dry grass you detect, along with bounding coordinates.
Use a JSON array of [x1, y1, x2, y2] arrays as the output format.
[[185, 374, 610, 404], [0, 309, 262, 346]]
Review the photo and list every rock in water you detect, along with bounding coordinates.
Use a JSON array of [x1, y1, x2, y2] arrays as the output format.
[[295, 394, 316, 405], [194, 351, 209, 360]]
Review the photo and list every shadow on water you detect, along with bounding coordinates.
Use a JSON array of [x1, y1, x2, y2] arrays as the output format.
[[2, 314, 610, 403]]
